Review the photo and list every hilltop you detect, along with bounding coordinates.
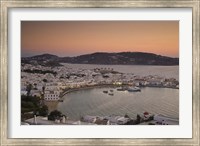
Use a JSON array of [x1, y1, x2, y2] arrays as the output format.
[[22, 52, 179, 66]]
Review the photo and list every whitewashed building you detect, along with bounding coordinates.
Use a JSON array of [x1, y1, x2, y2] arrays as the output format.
[[44, 90, 60, 101], [104, 115, 129, 125], [154, 114, 179, 125], [82, 115, 97, 123]]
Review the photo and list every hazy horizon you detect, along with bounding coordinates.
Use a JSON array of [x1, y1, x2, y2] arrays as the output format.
[[21, 51, 179, 58], [21, 21, 179, 58]]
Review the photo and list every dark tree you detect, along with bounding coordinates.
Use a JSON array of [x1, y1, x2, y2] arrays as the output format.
[[124, 113, 130, 118], [38, 105, 48, 116], [48, 110, 63, 121], [26, 84, 32, 96]]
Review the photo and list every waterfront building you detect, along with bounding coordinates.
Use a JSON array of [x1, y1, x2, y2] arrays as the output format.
[[44, 89, 60, 101], [147, 78, 163, 86], [82, 115, 97, 123], [72, 121, 96, 125], [116, 117, 130, 125], [139, 112, 154, 121], [104, 115, 129, 125], [153, 114, 179, 125]]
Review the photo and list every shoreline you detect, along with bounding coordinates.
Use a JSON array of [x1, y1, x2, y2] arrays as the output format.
[[60, 84, 120, 98], [60, 83, 178, 98]]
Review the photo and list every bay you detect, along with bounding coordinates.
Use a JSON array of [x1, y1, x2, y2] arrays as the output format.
[[58, 64, 179, 121], [57, 87, 179, 120]]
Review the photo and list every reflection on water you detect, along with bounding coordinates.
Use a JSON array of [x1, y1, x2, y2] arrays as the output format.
[[57, 87, 179, 120]]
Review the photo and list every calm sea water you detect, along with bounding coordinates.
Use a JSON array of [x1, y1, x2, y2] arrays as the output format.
[[57, 87, 179, 120], [62, 63, 179, 80]]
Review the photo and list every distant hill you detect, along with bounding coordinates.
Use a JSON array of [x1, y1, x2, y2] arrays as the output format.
[[22, 53, 62, 67], [22, 52, 179, 66], [27, 53, 59, 61]]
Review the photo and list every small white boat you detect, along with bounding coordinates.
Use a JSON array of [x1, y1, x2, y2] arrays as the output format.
[[127, 87, 141, 92], [117, 87, 127, 91]]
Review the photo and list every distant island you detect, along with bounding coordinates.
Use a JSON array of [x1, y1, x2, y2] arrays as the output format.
[[22, 52, 179, 66]]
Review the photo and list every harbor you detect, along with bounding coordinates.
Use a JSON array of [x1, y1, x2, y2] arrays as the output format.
[[21, 63, 179, 125]]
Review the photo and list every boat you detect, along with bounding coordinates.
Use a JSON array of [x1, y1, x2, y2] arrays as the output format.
[[127, 87, 141, 92], [103, 91, 108, 94], [110, 89, 114, 92], [108, 93, 114, 96], [117, 87, 127, 91], [117, 88, 123, 91], [58, 99, 64, 102]]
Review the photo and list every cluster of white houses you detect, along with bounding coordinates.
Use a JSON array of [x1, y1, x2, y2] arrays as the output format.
[[80, 112, 179, 125], [153, 114, 179, 125], [81, 115, 130, 125], [21, 63, 179, 101], [23, 112, 179, 125]]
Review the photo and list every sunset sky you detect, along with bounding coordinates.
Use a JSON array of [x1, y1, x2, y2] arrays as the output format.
[[21, 21, 179, 57]]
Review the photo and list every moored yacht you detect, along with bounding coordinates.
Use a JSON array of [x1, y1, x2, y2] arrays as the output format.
[[117, 87, 128, 91], [127, 87, 141, 92]]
